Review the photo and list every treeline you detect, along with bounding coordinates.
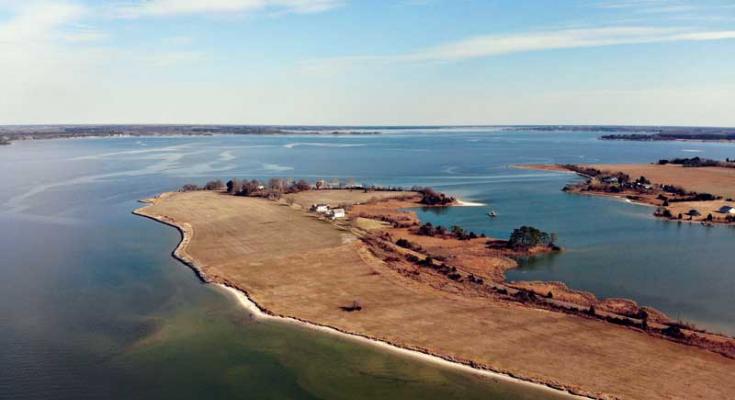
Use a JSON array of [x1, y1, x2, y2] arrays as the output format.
[[416, 222, 485, 240], [413, 187, 456, 205], [658, 157, 735, 168], [179, 177, 410, 200], [601, 132, 735, 141], [414, 222, 558, 250]]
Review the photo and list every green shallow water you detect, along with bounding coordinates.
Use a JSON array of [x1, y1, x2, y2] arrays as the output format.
[[116, 285, 566, 400]]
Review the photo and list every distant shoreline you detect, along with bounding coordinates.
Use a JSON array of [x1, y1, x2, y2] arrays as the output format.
[[0, 129, 381, 145], [2, 124, 735, 145]]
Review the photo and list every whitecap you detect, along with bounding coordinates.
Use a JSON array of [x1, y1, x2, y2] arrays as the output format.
[[219, 150, 235, 161], [262, 163, 294, 172], [283, 143, 364, 149]]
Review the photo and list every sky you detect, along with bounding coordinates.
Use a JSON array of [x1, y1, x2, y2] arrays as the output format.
[[1, 0, 734, 126]]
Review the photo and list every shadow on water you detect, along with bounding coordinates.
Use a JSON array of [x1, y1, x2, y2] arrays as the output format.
[[419, 206, 451, 215]]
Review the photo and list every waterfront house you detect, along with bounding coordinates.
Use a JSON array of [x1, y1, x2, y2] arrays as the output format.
[[311, 204, 330, 213], [602, 176, 619, 184], [718, 205, 735, 214]]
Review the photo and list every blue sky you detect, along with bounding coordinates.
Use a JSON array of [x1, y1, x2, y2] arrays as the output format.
[[1, 0, 734, 125]]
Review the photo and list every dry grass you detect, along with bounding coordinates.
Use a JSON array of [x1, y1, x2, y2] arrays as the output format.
[[283, 189, 415, 209], [139, 191, 735, 400], [592, 164, 735, 199], [666, 200, 734, 221]]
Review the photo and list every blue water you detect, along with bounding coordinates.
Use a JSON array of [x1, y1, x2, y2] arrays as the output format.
[[1, 130, 734, 398]]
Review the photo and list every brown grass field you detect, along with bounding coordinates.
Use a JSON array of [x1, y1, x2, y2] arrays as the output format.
[[283, 189, 414, 209], [137, 190, 735, 400], [591, 163, 735, 200]]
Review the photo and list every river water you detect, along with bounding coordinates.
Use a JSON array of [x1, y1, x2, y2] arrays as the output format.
[[1, 129, 734, 399]]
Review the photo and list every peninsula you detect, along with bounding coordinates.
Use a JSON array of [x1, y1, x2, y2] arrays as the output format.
[[523, 159, 735, 224], [135, 179, 735, 400]]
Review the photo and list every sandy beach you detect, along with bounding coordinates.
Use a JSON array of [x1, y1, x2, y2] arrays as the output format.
[[135, 190, 735, 400]]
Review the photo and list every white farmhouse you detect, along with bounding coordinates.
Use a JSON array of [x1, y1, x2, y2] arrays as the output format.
[[311, 204, 330, 213], [329, 208, 346, 219]]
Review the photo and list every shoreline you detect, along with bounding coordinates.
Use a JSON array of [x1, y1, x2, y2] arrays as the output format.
[[520, 163, 735, 226], [454, 199, 485, 206], [134, 190, 735, 399], [133, 197, 589, 399], [217, 285, 588, 399]]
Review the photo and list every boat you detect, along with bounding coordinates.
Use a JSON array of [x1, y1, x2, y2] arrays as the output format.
[[488, 210, 496, 217]]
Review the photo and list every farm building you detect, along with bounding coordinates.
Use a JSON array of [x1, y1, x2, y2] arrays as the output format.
[[718, 205, 735, 214], [328, 208, 346, 219], [310, 204, 330, 213]]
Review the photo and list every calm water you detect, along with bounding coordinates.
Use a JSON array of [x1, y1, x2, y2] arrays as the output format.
[[1, 130, 734, 399]]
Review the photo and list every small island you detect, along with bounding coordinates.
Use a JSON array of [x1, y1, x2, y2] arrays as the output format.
[[600, 130, 735, 142], [135, 177, 735, 400], [524, 159, 735, 225]]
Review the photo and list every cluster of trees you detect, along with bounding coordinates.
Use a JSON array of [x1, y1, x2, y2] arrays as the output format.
[[406, 254, 463, 280], [506, 226, 557, 250], [416, 187, 455, 205], [661, 184, 689, 196], [416, 222, 485, 240], [180, 180, 225, 192], [658, 157, 735, 168], [562, 164, 598, 176], [225, 178, 312, 199], [395, 238, 423, 252], [657, 185, 719, 204], [563, 166, 663, 195], [181, 177, 414, 199]]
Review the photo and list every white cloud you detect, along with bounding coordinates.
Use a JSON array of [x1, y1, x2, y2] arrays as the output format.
[[62, 28, 108, 42], [595, 0, 735, 20], [0, 2, 87, 44], [114, 0, 343, 17], [303, 26, 735, 70]]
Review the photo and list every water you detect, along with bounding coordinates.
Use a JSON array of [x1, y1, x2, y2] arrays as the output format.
[[1, 130, 734, 399]]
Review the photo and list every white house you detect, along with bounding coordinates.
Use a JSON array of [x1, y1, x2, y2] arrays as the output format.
[[311, 204, 330, 213], [601, 176, 619, 184], [718, 205, 735, 214], [329, 208, 346, 219]]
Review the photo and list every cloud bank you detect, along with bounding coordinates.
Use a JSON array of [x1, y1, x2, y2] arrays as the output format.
[[304, 26, 735, 70], [115, 0, 344, 17]]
